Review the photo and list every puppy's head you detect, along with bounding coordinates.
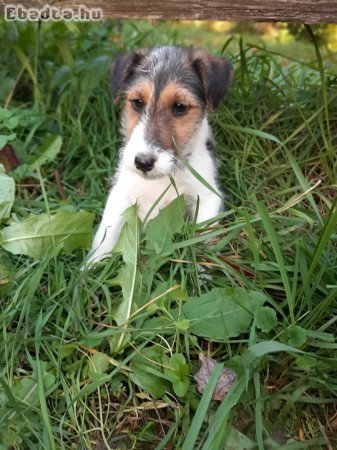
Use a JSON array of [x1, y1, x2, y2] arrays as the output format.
[[111, 46, 233, 179]]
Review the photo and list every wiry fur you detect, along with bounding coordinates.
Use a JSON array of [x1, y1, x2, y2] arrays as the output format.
[[86, 46, 233, 265]]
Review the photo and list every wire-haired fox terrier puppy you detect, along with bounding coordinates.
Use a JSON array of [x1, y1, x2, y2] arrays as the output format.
[[86, 45, 233, 265]]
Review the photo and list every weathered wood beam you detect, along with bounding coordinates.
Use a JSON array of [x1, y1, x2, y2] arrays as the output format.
[[1, 0, 337, 23]]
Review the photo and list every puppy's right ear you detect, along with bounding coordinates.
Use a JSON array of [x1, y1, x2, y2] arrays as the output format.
[[111, 49, 148, 103]]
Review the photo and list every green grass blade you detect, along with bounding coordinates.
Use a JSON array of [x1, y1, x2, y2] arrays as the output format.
[[253, 371, 264, 450], [284, 150, 323, 225], [299, 198, 337, 298], [35, 311, 56, 450], [255, 199, 295, 323], [223, 124, 282, 144], [182, 363, 223, 450], [203, 376, 247, 449], [241, 341, 304, 368]]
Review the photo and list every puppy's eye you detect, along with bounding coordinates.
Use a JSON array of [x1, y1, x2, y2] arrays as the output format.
[[173, 102, 187, 116], [131, 99, 144, 111]]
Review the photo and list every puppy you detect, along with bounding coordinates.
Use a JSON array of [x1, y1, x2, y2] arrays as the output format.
[[86, 46, 233, 265]]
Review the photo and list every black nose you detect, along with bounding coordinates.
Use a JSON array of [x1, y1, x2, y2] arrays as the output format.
[[134, 154, 156, 173]]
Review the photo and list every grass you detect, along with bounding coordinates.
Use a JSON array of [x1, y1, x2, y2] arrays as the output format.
[[0, 19, 337, 449]]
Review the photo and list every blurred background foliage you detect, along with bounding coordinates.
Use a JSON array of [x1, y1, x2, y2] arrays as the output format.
[[118, 20, 337, 66], [1, 19, 336, 113]]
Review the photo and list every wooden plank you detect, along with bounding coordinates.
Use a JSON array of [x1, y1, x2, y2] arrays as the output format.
[[1, 0, 337, 23]]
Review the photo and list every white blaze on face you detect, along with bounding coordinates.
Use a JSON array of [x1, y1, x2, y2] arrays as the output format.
[[122, 118, 176, 179]]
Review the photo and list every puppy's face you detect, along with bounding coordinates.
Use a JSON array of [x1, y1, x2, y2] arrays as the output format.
[[111, 46, 233, 179]]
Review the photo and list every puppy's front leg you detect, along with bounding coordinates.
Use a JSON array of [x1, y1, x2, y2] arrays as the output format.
[[196, 192, 223, 225], [86, 185, 128, 266]]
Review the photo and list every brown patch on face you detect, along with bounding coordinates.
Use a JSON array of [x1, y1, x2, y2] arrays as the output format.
[[124, 79, 154, 138], [147, 82, 205, 153]]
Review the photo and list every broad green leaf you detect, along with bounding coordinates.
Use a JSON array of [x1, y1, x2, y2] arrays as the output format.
[[255, 306, 277, 332], [165, 353, 189, 379], [224, 425, 255, 449], [163, 353, 189, 397], [114, 204, 140, 266], [135, 281, 188, 315], [87, 352, 110, 378], [112, 205, 140, 352], [14, 135, 62, 178], [111, 266, 142, 326], [0, 251, 14, 292], [0, 133, 16, 148], [1, 421, 22, 448], [0, 361, 55, 410], [30, 135, 62, 170], [0, 107, 12, 121], [145, 195, 185, 254], [130, 347, 170, 399], [179, 288, 266, 340], [73, 373, 111, 401], [12, 377, 42, 406], [0, 164, 15, 220], [3, 116, 19, 130], [176, 319, 190, 331], [284, 325, 307, 347], [0, 362, 56, 449], [143, 287, 266, 340], [59, 343, 78, 359], [142, 314, 176, 335], [1, 209, 94, 259], [172, 379, 189, 397], [295, 355, 317, 370]]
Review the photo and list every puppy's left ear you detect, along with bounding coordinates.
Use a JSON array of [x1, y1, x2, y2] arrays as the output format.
[[192, 50, 234, 111]]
